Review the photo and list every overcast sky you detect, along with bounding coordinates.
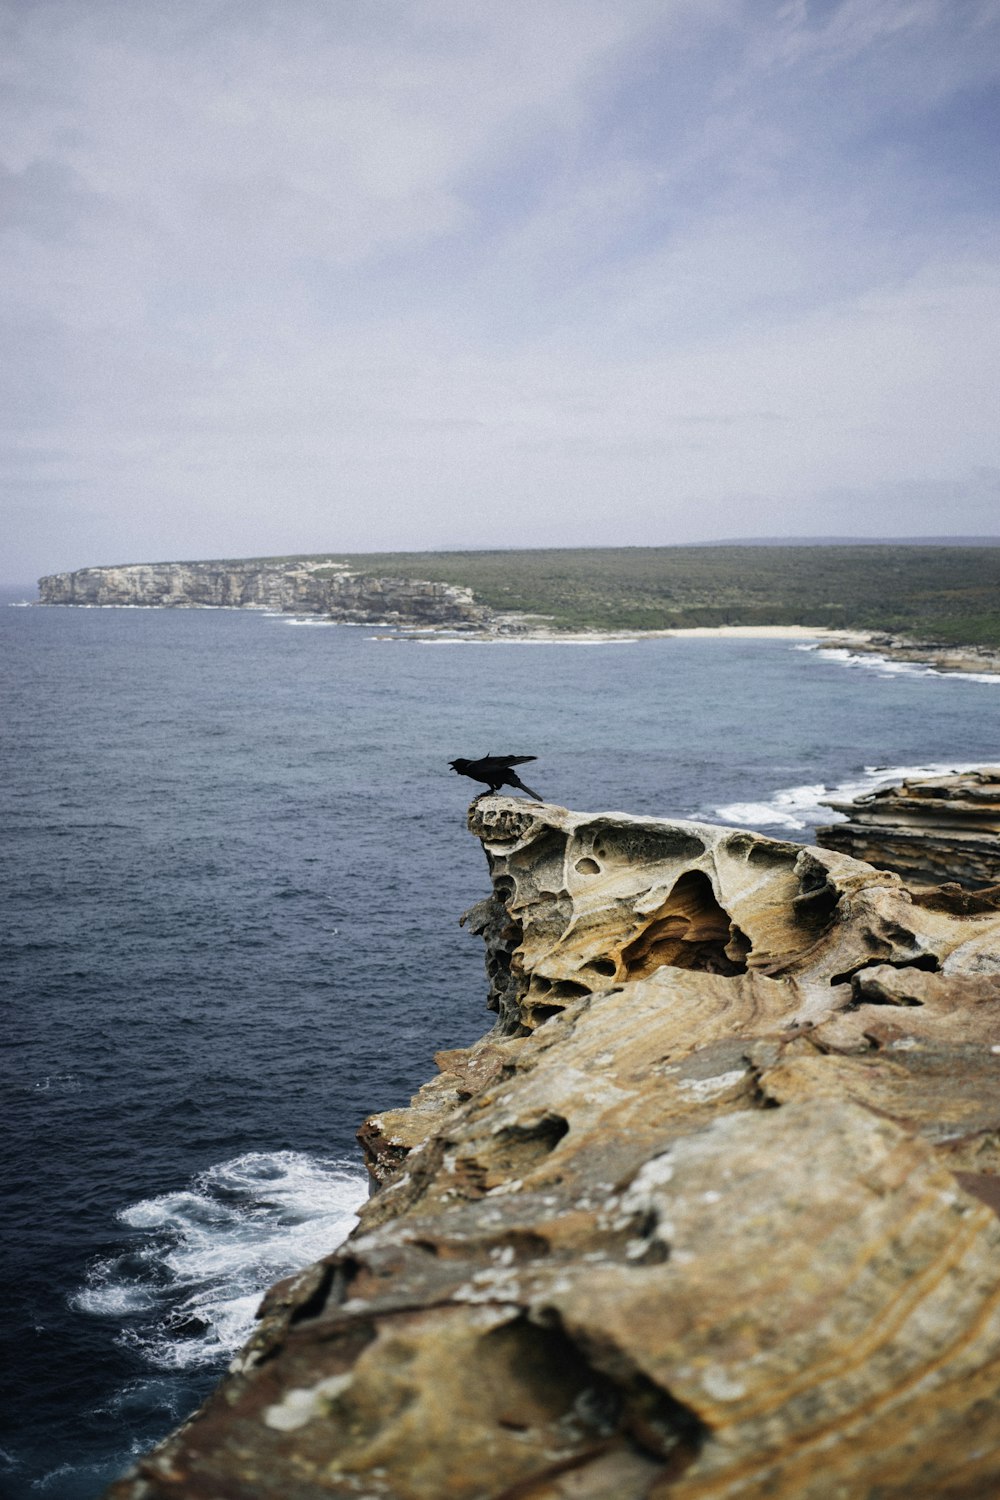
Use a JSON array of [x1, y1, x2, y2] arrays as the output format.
[[2, 0, 999, 580]]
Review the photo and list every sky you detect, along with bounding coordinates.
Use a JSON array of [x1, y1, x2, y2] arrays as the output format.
[[2, 0, 999, 581]]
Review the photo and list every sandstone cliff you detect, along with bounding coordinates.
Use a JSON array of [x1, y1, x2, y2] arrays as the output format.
[[37, 559, 490, 627], [107, 799, 1000, 1500], [817, 766, 1000, 891]]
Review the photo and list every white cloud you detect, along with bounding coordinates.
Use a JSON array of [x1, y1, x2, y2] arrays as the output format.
[[1, 0, 998, 577]]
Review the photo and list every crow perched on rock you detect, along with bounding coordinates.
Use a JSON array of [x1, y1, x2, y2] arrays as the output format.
[[449, 754, 543, 801]]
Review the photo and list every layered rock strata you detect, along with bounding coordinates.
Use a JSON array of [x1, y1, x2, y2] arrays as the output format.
[[37, 560, 489, 627], [817, 766, 1000, 891], [107, 799, 1000, 1500]]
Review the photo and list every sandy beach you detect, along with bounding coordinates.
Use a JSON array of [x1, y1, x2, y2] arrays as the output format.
[[657, 625, 870, 641], [391, 619, 999, 677], [660, 625, 999, 674]]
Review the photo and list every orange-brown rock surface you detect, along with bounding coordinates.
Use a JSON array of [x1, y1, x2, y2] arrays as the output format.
[[107, 799, 1000, 1500], [817, 765, 1000, 890]]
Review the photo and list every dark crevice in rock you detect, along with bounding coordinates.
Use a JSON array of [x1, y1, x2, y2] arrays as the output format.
[[623, 1372, 707, 1468], [287, 1262, 342, 1325], [831, 953, 940, 988], [624, 1209, 671, 1266], [549, 979, 591, 999], [622, 871, 749, 978], [529, 1003, 565, 1026], [527, 1314, 707, 1476], [512, 1311, 707, 1488], [748, 1075, 784, 1109], [792, 850, 845, 927], [849, 980, 924, 1009], [488, 1112, 570, 1173]]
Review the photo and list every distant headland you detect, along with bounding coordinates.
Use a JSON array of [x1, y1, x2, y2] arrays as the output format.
[[37, 543, 1000, 673]]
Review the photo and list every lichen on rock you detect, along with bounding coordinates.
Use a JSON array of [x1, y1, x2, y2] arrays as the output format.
[[106, 797, 1000, 1500]]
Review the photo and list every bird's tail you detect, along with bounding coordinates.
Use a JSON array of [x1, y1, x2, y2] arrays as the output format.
[[512, 775, 544, 801]]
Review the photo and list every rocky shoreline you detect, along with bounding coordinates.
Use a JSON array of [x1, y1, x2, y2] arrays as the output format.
[[825, 631, 1000, 677], [107, 793, 1000, 1500], [34, 562, 1000, 679]]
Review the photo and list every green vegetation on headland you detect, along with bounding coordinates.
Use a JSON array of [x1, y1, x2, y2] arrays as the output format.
[[83, 544, 1000, 646], [323, 545, 1000, 646]]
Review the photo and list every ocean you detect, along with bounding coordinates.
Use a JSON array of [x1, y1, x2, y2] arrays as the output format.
[[2, 589, 997, 1498]]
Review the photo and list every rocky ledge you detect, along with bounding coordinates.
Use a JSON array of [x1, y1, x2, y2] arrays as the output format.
[[817, 766, 1000, 892], [843, 633, 1000, 677], [37, 560, 490, 627], [107, 799, 1000, 1500]]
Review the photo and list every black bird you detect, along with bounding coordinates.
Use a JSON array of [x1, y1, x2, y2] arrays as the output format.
[[449, 754, 544, 801]]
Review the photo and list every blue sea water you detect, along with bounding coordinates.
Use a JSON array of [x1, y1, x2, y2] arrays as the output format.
[[1, 590, 997, 1498]]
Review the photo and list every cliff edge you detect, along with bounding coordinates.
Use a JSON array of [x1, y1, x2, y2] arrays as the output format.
[[107, 799, 1000, 1500], [37, 559, 490, 627]]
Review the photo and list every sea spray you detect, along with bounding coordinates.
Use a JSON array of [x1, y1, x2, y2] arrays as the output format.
[[711, 761, 991, 831], [74, 1151, 368, 1371]]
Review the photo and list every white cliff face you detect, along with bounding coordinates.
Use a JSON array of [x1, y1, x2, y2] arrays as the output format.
[[36, 560, 490, 627]]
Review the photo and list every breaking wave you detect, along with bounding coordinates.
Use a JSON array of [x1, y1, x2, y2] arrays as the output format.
[[711, 761, 991, 832], [801, 645, 1000, 685], [73, 1151, 368, 1370]]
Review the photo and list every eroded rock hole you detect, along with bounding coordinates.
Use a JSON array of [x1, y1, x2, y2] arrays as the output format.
[[624, 1373, 707, 1468], [487, 1112, 570, 1175], [476, 1317, 705, 1478], [529, 1004, 565, 1026], [480, 1317, 621, 1440], [286, 1263, 338, 1324], [549, 980, 591, 999], [792, 853, 843, 927], [831, 953, 940, 988], [622, 871, 749, 978], [494, 1112, 569, 1161], [575, 857, 601, 875]]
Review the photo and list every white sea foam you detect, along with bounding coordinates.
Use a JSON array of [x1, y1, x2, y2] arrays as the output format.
[[73, 1150, 368, 1370], [799, 644, 1000, 685], [275, 615, 406, 627], [711, 761, 991, 832], [30, 1073, 83, 1092], [275, 616, 342, 626]]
